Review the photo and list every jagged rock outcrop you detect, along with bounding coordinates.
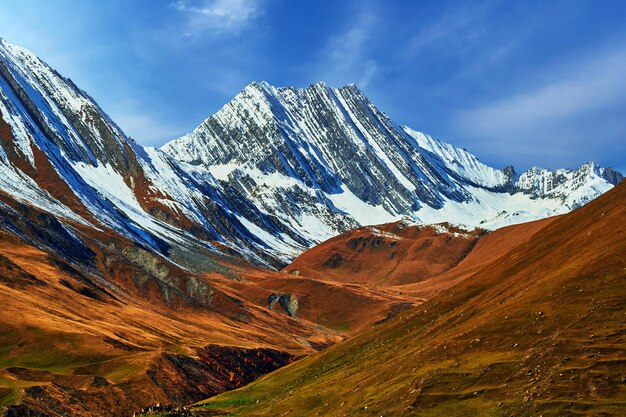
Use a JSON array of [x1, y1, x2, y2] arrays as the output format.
[[269, 293, 299, 317]]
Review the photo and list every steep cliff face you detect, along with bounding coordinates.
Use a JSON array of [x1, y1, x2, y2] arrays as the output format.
[[164, 82, 466, 212], [0, 39, 307, 267], [163, 81, 622, 249]]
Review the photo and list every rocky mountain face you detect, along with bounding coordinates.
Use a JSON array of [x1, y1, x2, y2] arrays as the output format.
[[0, 38, 622, 268], [163, 81, 622, 258], [0, 38, 305, 267]]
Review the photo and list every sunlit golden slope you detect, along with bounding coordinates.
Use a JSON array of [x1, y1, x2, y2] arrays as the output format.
[[190, 180, 626, 417], [0, 193, 412, 416]]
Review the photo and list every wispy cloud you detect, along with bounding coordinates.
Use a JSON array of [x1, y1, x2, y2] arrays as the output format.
[[312, 6, 378, 88], [407, 1, 496, 57], [455, 45, 626, 167], [172, 0, 261, 36], [402, 0, 531, 81], [112, 109, 189, 146]]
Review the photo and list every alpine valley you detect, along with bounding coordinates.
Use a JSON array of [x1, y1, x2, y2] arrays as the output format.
[[0, 37, 623, 417]]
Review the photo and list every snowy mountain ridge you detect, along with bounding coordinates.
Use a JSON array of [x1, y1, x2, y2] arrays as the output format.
[[0, 38, 305, 266], [163, 80, 622, 244], [0, 37, 621, 268]]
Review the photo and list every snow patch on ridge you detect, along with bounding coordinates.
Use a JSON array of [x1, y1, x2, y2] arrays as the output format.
[[327, 185, 398, 226], [403, 126, 507, 188]]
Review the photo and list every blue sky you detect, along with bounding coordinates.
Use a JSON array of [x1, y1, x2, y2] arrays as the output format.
[[1, 0, 625, 173]]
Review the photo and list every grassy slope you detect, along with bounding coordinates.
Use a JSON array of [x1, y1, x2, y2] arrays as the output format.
[[0, 230, 305, 415], [192, 181, 626, 417], [217, 266, 417, 334], [394, 216, 557, 298]]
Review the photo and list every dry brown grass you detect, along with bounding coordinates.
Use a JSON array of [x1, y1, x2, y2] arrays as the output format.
[[192, 181, 626, 416]]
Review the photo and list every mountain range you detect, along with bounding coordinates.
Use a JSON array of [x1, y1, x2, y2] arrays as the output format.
[[0, 37, 624, 416], [163, 80, 621, 261], [0, 38, 621, 270]]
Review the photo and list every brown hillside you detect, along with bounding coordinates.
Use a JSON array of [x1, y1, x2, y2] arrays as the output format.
[[395, 215, 558, 298], [0, 194, 411, 416], [192, 180, 626, 416], [284, 221, 486, 287]]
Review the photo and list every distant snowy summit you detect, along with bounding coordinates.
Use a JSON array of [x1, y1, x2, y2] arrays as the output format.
[[163, 81, 622, 242], [0, 36, 621, 267]]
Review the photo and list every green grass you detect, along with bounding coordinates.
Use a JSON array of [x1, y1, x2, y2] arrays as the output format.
[[413, 398, 503, 417], [0, 327, 111, 374], [103, 361, 146, 383], [0, 326, 150, 383], [0, 388, 20, 409], [0, 375, 47, 388]]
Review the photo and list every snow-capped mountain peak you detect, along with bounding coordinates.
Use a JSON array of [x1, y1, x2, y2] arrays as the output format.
[[0, 41, 310, 267], [0, 39, 622, 268], [163, 80, 622, 249]]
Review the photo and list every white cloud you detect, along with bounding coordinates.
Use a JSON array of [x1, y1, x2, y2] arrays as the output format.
[[173, 0, 261, 35], [407, 1, 495, 55], [314, 7, 378, 88], [461, 52, 626, 128], [455, 46, 626, 163], [403, 1, 529, 80]]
